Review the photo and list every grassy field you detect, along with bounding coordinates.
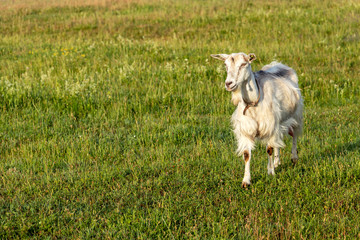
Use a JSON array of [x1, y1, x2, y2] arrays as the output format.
[[1, 0, 360, 238]]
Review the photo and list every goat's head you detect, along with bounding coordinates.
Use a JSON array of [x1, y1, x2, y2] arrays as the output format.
[[211, 52, 256, 91]]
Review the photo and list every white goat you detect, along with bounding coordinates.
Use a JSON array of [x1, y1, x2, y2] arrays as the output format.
[[211, 52, 303, 187]]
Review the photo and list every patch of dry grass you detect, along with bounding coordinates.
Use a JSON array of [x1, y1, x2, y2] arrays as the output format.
[[0, 0, 159, 11]]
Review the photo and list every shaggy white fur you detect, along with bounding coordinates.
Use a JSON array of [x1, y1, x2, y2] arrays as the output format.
[[211, 52, 303, 187]]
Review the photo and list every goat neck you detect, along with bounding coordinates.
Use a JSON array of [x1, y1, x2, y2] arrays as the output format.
[[241, 71, 260, 105], [231, 68, 260, 107]]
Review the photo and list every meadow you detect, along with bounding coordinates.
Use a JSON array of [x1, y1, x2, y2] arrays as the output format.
[[0, 0, 359, 238]]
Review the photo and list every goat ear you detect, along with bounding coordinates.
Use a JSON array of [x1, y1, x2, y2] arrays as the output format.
[[211, 54, 229, 61], [248, 53, 256, 63]]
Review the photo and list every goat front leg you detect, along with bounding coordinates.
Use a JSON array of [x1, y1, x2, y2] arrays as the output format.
[[242, 149, 252, 188], [274, 147, 280, 168], [267, 146, 275, 175]]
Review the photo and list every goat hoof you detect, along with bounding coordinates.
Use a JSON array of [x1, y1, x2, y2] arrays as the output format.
[[241, 182, 251, 188], [274, 162, 281, 168], [268, 168, 275, 176], [291, 158, 298, 164]]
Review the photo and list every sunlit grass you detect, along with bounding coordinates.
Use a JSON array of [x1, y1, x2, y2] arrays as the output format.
[[0, 0, 359, 238]]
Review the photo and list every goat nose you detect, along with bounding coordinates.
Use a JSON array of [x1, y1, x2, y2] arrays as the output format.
[[226, 81, 233, 87]]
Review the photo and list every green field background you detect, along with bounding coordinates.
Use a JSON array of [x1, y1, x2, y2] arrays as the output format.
[[1, 0, 360, 238]]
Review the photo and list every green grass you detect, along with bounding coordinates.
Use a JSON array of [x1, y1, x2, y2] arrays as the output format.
[[1, 0, 360, 238]]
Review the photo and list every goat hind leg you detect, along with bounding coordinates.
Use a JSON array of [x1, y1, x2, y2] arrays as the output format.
[[274, 147, 281, 168], [289, 127, 299, 164], [291, 135, 299, 164]]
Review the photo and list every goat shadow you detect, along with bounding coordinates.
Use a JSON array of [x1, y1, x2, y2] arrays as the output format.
[[317, 140, 360, 159], [268, 139, 360, 175], [245, 139, 360, 187]]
